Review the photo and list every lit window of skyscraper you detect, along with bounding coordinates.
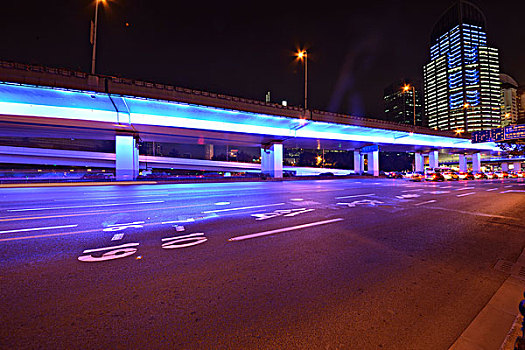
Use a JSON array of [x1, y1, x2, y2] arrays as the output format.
[[423, 1, 501, 132]]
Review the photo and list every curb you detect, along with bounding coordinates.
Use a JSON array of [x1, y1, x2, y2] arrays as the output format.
[[449, 249, 525, 350]]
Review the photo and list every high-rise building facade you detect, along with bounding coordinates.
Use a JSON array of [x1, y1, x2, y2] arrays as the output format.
[[423, 1, 501, 132], [500, 73, 519, 126], [383, 81, 423, 126], [517, 85, 525, 124]]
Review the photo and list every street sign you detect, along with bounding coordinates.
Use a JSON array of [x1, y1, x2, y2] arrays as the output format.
[[504, 125, 525, 140], [361, 145, 379, 153], [471, 124, 525, 143]]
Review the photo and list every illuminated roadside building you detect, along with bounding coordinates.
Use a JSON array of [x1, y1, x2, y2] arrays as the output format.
[[500, 73, 519, 126], [517, 86, 525, 124], [383, 81, 423, 126], [423, 1, 501, 132]]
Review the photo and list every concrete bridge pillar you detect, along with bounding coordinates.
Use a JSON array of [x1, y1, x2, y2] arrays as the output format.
[[204, 144, 214, 160], [502, 162, 509, 172], [428, 151, 439, 169], [366, 150, 379, 177], [513, 162, 522, 172], [115, 134, 139, 181], [458, 154, 467, 172], [414, 152, 425, 172], [261, 142, 283, 178], [472, 153, 481, 172], [353, 151, 364, 174]]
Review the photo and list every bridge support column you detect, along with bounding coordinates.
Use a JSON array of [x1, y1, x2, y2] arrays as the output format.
[[366, 150, 379, 177], [414, 153, 424, 172], [502, 162, 509, 172], [261, 142, 283, 178], [116, 134, 139, 181], [429, 151, 439, 169], [353, 151, 364, 174], [458, 154, 467, 172], [204, 144, 214, 160], [472, 153, 481, 172], [513, 162, 522, 172]]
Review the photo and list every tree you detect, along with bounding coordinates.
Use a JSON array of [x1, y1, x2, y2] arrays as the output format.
[[498, 141, 525, 156]]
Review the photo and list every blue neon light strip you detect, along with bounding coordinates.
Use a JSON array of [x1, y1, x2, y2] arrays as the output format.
[[0, 82, 500, 151]]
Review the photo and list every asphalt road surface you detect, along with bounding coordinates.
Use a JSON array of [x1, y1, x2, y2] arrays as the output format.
[[1, 177, 524, 349]]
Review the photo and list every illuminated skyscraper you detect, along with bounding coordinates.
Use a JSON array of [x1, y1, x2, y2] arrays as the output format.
[[423, 1, 501, 132], [383, 80, 423, 126], [500, 73, 519, 126]]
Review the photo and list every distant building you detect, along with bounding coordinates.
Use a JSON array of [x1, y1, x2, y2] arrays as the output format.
[[518, 85, 525, 124], [383, 81, 423, 126], [500, 74, 519, 126], [423, 0, 501, 132]]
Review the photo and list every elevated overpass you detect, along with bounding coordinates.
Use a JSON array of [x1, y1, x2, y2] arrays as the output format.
[[0, 61, 501, 179]]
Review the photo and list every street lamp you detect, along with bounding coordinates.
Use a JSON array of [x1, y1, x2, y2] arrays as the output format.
[[296, 50, 308, 110], [90, 0, 106, 75], [402, 84, 417, 126]]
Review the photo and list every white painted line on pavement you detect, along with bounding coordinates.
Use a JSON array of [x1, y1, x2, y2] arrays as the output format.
[[402, 189, 424, 192], [456, 187, 475, 191], [7, 200, 165, 212], [335, 193, 376, 199], [500, 190, 525, 193], [82, 242, 139, 254], [228, 218, 344, 242], [414, 200, 436, 206], [111, 233, 124, 241], [457, 192, 476, 197], [423, 207, 519, 220], [202, 202, 285, 214], [0, 224, 78, 235], [290, 198, 304, 201], [486, 188, 498, 191], [214, 202, 231, 205], [161, 218, 195, 224]]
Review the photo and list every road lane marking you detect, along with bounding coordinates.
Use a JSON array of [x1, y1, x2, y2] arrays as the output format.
[[0, 224, 78, 235], [335, 193, 376, 199], [456, 187, 475, 191], [7, 200, 165, 212], [414, 200, 436, 206], [82, 242, 140, 254], [228, 218, 344, 242], [501, 190, 525, 193], [111, 233, 124, 241], [396, 194, 420, 199], [486, 188, 498, 191], [202, 203, 285, 214], [161, 233, 207, 249], [457, 192, 475, 197], [0, 203, 209, 223], [424, 207, 520, 220], [401, 189, 423, 192], [0, 228, 101, 242], [214, 202, 231, 205], [337, 199, 384, 208]]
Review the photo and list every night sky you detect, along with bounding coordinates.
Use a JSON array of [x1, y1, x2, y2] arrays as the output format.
[[1, 0, 524, 119]]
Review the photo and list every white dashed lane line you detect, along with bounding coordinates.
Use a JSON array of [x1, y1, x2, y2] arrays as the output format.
[[335, 193, 376, 199], [0, 224, 78, 234], [6, 201, 165, 212], [457, 192, 476, 197], [414, 200, 437, 206]]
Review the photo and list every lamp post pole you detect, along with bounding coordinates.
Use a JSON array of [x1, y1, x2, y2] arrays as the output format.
[[304, 50, 308, 111], [297, 50, 308, 111], [91, 0, 102, 75], [412, 85, 416, 126]]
